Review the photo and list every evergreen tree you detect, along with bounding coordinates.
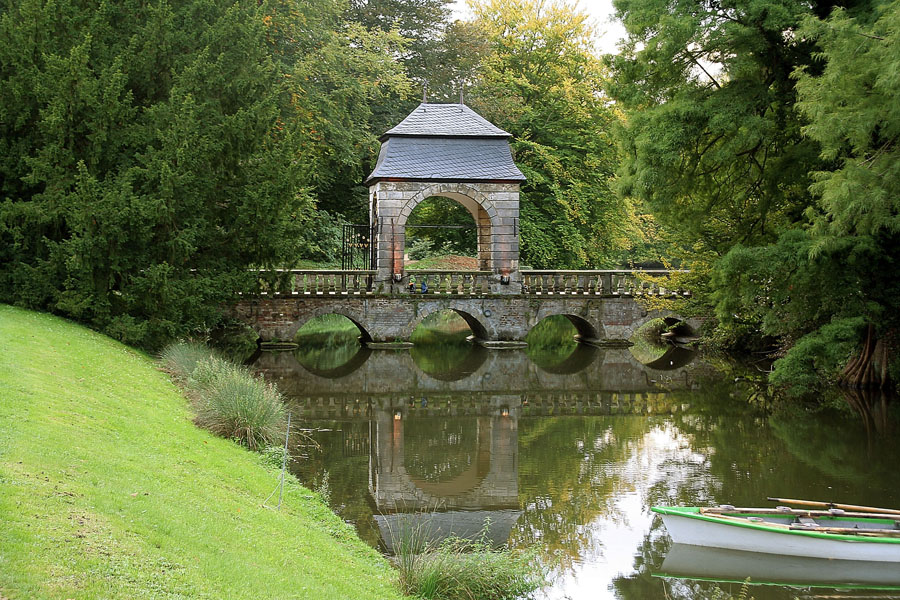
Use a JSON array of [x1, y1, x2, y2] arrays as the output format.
[[608, 0, 900, 392], [0, 0, 312, 347]]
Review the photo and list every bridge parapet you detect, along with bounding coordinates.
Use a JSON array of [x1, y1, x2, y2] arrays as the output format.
[[521, 270, 690, 297], [255, 269, 377, 295], [251, 269, 690, 298]]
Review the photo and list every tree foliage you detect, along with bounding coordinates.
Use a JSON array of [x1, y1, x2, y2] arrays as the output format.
[[607, 0, 828, 255], [609, 0, 900, 393], [0, 0, 408, 348], [468, 0, 627, 268]]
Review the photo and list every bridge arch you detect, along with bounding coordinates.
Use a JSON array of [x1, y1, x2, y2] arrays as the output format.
[[404, 304, 491, 342], [527, 309, 607, 345], [398, 183, 498, 225], [285, 308, 374, 344], [623, 310, 696, 341]]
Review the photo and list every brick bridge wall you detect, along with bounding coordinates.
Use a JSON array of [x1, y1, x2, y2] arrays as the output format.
[[230, 295, 702, 345]]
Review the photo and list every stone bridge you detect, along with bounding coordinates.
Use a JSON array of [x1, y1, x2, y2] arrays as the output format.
[[234, 269, 698, 347]]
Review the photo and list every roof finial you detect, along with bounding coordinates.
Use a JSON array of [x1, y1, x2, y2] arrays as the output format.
[[423, 81, 428, 104]]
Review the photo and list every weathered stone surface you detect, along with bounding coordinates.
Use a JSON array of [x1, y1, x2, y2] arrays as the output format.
[[230, 295, 703, 344], [371, 180, 521, 287]]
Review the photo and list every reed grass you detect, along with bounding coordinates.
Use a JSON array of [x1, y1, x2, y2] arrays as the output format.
[[158, 340, 219, 382], [160, 342, 286, 450], [192, 363, 287, 451], [393, 521, 545, 600]]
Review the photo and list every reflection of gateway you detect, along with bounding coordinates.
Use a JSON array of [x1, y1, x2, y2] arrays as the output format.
[[369, 403, 521, 550], [656, 543, 900, 590], [376, 510, 523, 554]]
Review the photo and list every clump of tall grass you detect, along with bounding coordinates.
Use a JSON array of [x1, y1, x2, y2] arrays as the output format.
[[394, 524, 545, 600], [159, 342, 286, 450], [159, 340, 219, 382]]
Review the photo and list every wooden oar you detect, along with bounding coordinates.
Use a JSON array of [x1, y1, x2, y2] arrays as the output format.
[[702, 506, 900, 521], [788, 524, 900, 537], [767, 497, 900, 516]]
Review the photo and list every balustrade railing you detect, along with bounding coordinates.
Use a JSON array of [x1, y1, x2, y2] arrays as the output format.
[[520, 270, 690, 297], [255, 270, 376, 296], [251, 269, 690, 297], [403, 270, 493, 295]]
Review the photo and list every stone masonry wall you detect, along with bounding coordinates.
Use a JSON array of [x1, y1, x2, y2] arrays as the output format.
[[230, 294, 702, 344], [369, 181, 520, 292]]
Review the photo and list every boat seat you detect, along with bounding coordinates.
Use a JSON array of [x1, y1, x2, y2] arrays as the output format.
[[796, 517, 819, 527]]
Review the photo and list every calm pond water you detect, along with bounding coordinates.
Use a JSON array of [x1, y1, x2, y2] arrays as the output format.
[[251, 323, 900, 600]]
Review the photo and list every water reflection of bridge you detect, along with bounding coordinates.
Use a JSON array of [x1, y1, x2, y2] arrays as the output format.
[[257, 346, 706, 552], [256, 346, 702, 399]]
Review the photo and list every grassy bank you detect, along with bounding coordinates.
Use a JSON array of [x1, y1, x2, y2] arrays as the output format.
[[0, 305, 403, 599]]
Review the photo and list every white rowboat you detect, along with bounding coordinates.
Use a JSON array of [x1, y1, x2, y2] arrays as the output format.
[[652, 505, 900, 562], [656, 543, 900, 589]]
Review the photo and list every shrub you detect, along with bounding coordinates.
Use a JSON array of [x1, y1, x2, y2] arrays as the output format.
[[160, 341, 287, 450], [193, 366, 287, 451]]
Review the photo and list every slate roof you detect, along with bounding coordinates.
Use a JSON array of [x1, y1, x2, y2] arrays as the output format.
[[382, 103, 511, 139], [366, 103, 525, 184]]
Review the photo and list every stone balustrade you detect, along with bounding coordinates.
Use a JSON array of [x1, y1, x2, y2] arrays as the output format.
[[255, 269, 377, 295], [521, 270, 690, 297], [251, 269, 690, 297], [404, 270, 494, 295]]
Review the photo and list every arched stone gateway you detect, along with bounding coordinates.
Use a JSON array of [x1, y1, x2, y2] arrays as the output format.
[[366, 103, 525, 293]]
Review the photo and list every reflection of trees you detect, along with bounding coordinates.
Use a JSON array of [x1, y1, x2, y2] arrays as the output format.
[[768, 398, 900, 502], [409, 343, 487, 381], [511, 416, 717, 573], [293, 340, 363, 374]]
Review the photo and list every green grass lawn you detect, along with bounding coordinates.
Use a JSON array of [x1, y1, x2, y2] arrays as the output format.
[[0, 305, 404, 599]]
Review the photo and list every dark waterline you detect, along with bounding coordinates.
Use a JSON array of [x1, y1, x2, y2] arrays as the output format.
[[252, 334, 900, 600]]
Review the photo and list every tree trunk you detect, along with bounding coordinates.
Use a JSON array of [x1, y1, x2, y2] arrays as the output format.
[[839, 324, 891, 389]]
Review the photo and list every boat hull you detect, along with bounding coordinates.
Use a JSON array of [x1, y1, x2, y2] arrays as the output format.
[[656, 509, 900, 562], [657, 543, 900, 589]]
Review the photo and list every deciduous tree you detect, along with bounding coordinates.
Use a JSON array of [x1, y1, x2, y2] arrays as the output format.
[[468, 0, 628, 268]]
